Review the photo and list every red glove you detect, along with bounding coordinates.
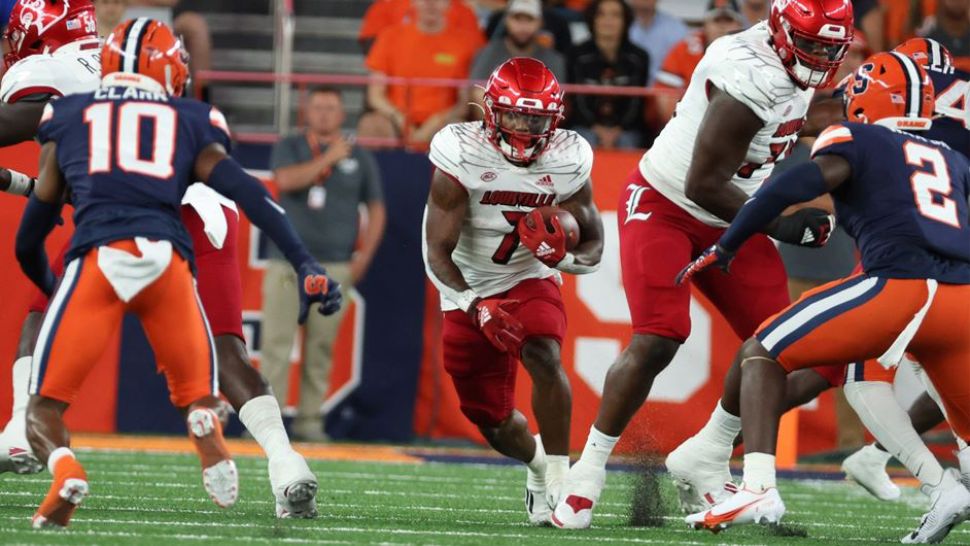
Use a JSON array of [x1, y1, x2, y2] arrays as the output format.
[[470, 298, 525, 353], [517, 209, 566, 267]]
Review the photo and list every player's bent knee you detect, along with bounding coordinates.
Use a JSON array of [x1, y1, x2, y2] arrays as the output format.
[[624, 334, 680, 375], [519, 338, 562, 382]]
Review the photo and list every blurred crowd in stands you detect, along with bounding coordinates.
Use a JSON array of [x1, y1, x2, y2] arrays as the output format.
[[355, 0, 970, 149]]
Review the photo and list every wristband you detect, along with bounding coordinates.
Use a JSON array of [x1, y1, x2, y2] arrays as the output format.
[[454, 289, 480, 314], [6, 170, 34, 196], [556, 253, 600, 275]]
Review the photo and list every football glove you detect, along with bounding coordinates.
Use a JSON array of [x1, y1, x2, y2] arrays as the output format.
[[675, 244, 735, 286], [297, 261, 343, 324], [471, 298, 525, 353], [768, 207, 835, 248], [518, 209, 566, 267]]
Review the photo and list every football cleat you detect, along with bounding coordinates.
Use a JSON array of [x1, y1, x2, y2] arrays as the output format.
[[270, 451, 318, 518], [187, 408, 238, 508], [665, 436, 735, 513], [32, 478, 89, 529], [842, 444, 900, 501], [550, 460, 605, 530], [0, 444, 44, 475], [526, 486, 552, 526], [686, 486, 786, 532], [902, 480, 970, 544]]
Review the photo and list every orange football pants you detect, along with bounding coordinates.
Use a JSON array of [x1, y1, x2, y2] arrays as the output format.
[[31, 239, 217, 407], [756, 275, 970, 440]]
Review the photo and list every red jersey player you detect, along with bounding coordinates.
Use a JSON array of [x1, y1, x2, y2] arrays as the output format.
[[423, 57, 604, 525], [553, 0, 854, 529]]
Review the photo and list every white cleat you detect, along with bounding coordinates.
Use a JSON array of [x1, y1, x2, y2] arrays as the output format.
[[902, 482, 970, 544], [526, 486, 552, 526], [685, 486, 786, 533], [550, 461, 605, 530], [842, 444, 900, 501], [202, 459, 239, 508], [187, 408, 238, 509], [270, 451, 318, 518], [665, 436, 735, 513], [0, 444, 44, 475]]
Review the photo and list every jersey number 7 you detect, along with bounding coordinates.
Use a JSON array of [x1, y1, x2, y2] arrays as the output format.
[[493, 211, 527, 264], [84, 102, 177, 179]]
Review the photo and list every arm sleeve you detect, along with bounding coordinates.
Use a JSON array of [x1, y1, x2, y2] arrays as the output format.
[[15, 195, 61, 294], [365, 28, 393, 73], [719, 160, 831, 251], [359, 149, 384, 203], [206, 158, 314, 268]]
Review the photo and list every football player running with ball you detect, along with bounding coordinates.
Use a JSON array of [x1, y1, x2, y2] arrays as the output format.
[[553, 0, 854, 529], [422, 57, 603, 525]]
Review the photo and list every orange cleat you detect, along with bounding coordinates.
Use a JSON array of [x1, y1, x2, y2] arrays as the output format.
[[32, 452, 88, 529], [187, 407, 238, 508]]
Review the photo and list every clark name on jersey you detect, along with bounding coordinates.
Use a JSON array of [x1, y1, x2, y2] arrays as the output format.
[[424, 122, 593, 310]]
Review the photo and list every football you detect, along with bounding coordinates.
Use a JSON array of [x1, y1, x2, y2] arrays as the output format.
[[526, 206, 581, 250]]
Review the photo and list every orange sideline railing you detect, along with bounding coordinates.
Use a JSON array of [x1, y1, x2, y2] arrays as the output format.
[[196, 70, 681, 147]]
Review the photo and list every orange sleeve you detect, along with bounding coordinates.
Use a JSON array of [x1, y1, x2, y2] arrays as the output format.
[[365, 27, 395, 74], [654, 41, 690, 89], [359, 0, 392, 41]]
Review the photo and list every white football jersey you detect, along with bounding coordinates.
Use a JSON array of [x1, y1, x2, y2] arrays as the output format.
[[641, 22, 815, 227], [424, 122, 593, 311], [0, 39, 102, 103]]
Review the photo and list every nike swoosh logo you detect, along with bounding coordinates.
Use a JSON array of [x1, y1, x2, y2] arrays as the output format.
[[702, 498, 762, 528]]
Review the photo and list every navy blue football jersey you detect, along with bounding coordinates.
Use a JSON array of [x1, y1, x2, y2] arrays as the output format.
[[925, 66, 970, 158], [811, 122, 970, 283], [37, 83, 231, 263]]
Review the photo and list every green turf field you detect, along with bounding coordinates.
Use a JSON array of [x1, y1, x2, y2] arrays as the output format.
[[0, 447, 967, 545]]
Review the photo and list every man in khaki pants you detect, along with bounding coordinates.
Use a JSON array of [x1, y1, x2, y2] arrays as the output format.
[[262, 87, 386, 441]]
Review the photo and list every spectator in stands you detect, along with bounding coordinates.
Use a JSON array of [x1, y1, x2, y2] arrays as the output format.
[[740, 0, 768, 26], [883, 0, 935, 47], [567, 0, 649, 149], [358, 0, 483, 144], [852, 0, 885, 52], [262, 87, 386, 442], [358, 0, 482, 54], [485, 0, 574, 55], [627, 0, 688, 84], [108, 1, 212, 100], [470, 0, 566, 109], [925, 0, 970, 70], [94, 0, 127, 38], [652, 0, 744, 122]]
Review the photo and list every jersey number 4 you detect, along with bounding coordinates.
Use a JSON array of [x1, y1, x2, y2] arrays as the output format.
[[84, 102, 177, 179], [904, 142, 961, 228]]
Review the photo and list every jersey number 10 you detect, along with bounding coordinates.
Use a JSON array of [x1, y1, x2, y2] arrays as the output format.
[[84, 102, 177, 179]]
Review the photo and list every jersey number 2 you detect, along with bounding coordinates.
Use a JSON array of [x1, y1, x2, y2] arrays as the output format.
[[904, 141, 961, 228], [84, 102, 177, 179]]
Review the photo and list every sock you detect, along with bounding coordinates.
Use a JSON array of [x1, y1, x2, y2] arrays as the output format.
[[957, 445, 970, 476], [866, 443, 893, 464], [47, 447, 76, 475], [546, 455, 569, 482], [10, 357, 30, 415], [578, 426, 619, 469], [526, 434, 546, 490], [742, 452, 776, 492], [239, 395, 294, 462], [693, 400, 742, 449], [844, 381, 944, 493]]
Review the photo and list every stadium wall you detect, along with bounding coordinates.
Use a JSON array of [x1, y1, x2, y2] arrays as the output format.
[[0, 142, 841, 455]]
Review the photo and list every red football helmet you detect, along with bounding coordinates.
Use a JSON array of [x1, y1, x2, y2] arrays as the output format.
[[768, 0, 855, 89], [482, 57, 564, 164], [894, 37, 954, 72], [844, 52, 935, 131], [3, 0, 97, 69], [101, 19, 190, 96]]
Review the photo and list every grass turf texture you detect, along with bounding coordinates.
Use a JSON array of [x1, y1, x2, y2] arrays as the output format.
[[1, 447, 968, 545]]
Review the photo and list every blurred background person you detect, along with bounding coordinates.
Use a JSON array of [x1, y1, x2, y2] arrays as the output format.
[[484, 0, 574, 55], [262, 88, 387, 442], [567, 0, 648, 149], [470, 0, 566, 110], [924, 0, 970, 70], [358, 0, 481, 54], [94, 0, 127, 38], [740, 0, 768, 26], [627, 0, 688, 85], [357, 0, 483, 144], [125, 1, 212, 100], [652, 0, 745, 122]]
